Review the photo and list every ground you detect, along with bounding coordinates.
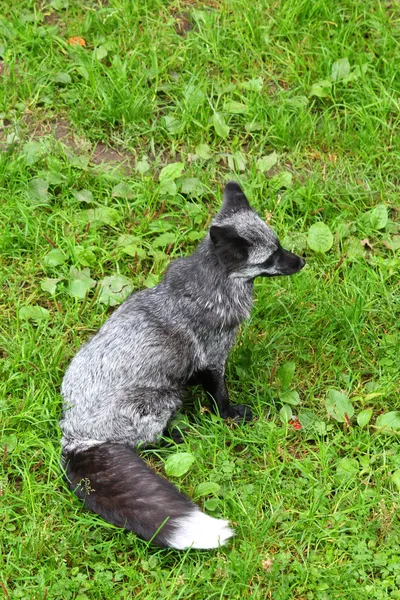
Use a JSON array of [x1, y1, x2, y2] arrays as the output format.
[[0, 1, 400, 599]]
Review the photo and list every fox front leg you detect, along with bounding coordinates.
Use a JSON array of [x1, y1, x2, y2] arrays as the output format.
[[195, 368, 252, 422]]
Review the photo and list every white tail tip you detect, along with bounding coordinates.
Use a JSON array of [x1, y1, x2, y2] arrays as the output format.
[[167, 510, 234, 550]]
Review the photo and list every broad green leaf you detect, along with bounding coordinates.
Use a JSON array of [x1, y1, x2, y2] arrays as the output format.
[[204, 498, 219, 511], [212, 112, 230, 138], [94, 45, 108, 60], [336, 222, 354, 240], [279, 404, 293, 424], [27, 178, 50, 204], [345, 237, 365, 259], [43, 248, 67, 268], [195, 482, 221, 497], [270, 171, 293, 189], [314, 421, 328, 435], [195, 143, 212, 160], [239, 77, 263, 91], [223, 100, 248, 114], [50, 0, 68, 9], [245, 121, 262, 132], [159, 179, 177, 195], [52, 72, 71, 84], [2, 434, 17, 452], [277, 361, 296, 389], [392, 470, 400, 491], [40, 277, 61, 295], [367, 204, 388, 230], [310, 80, 332, 98], [136, 158, 150, 174], [159, 162, 184, 182], [226, 152, 246, 172], [184, 83, 206, 105], [83, 206, 119, 227], [256, 151, 278, 173], [68, 155, 89, 170], [180, 177, 205, 196], [67, 279, 95, 299], [98, 275, 133, 306], [357, 408, 373, 428], [307, 222, 333, 253], [387, 235, 400, 251], [120, 245, 146, 259], [67, 267, 96, 299], [73, 189, 94, 204], [279, 390, 301, 406], [151, 232, 177, 248], [163, 115, 183, 135], [164, 452, 195, 477], [143, 273, 159, 288], [22, 141, 42, 165], [74, 246, 96, 266], [336, 457, 359, 480], [326, 389, 354, 423], [19, 305, 50, 323], [116, 234, 143, 247], [286, 96, 309, 108], [375, 411, 400, 432], [331, 57, 351, 82], [112, 182, 134, 199], [188, 231, 203, 241], [298, 409, 318, 429], [38, 170, 65, 185], [281, 232, 308, 253]]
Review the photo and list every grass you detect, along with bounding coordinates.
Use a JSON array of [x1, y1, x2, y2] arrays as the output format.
[[1, 0, 400, 598]]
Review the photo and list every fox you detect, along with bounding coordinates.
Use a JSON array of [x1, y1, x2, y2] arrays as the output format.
[[60, 181, 305, 550]]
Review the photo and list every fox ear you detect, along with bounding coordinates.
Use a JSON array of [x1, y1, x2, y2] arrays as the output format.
[[210, 224, 250, 266], [222, 181, 251, 213]]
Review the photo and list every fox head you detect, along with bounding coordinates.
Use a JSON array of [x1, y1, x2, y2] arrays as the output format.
[[209, 182, 305, 279]]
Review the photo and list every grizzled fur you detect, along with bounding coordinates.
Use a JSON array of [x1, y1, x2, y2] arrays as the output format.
[[60, 182, 305, 549]]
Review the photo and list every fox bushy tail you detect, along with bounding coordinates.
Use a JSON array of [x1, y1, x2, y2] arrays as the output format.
[[62, 443, 233, 550]]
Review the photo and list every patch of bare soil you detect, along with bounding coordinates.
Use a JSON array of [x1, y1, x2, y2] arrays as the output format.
[[174, 13, 193, 36], [1, 114, 135, 172]]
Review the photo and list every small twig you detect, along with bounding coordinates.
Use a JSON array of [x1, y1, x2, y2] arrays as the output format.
[[325, 253, 346, 281], [333, 253, 346, 272], [27, 361, 40, 372], [311, 207, 324, 215], [42, 234, 57, 248], [269, 355, 280, 386], [0, 582, 10, 600]]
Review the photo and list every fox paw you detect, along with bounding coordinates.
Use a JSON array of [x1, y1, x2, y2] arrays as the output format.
[[223, 404, 252, 423]]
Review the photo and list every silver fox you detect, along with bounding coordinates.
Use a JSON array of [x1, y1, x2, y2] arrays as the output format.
[[60, 182, 305, 550]]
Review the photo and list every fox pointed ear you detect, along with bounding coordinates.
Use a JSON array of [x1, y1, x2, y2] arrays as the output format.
[[222, 181, 251, 213], [210, 224, 250, 266]]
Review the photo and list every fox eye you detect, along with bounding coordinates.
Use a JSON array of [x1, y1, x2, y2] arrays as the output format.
[[259, 246, 280, 269], [261, 255, 276, 269]]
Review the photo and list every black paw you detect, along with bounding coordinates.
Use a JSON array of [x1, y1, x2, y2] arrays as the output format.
[[222, 404, 252, 423], [169, 428, 185, 444], [160, 428, 185, 446]]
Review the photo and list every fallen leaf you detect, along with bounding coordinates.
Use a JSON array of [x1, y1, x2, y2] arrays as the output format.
[[262, 556, 274, 572], [68, 36, 86, 47], [360, 238, 373, 249], [291, 416, 302, 430]]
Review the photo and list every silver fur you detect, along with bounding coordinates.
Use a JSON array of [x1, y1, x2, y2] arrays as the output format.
[[60, 182, 304, 454]]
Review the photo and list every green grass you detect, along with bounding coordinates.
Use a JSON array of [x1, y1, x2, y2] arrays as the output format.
[[1, 0, 400, 598]]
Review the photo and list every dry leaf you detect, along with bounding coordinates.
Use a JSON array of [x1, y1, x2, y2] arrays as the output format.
[[68, 36, 86, 47], [360, 238, 373, 249], [262, 556, 274, 571]]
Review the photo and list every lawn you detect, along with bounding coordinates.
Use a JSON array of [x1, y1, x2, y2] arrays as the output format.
[[1, 0, 400, 598]]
